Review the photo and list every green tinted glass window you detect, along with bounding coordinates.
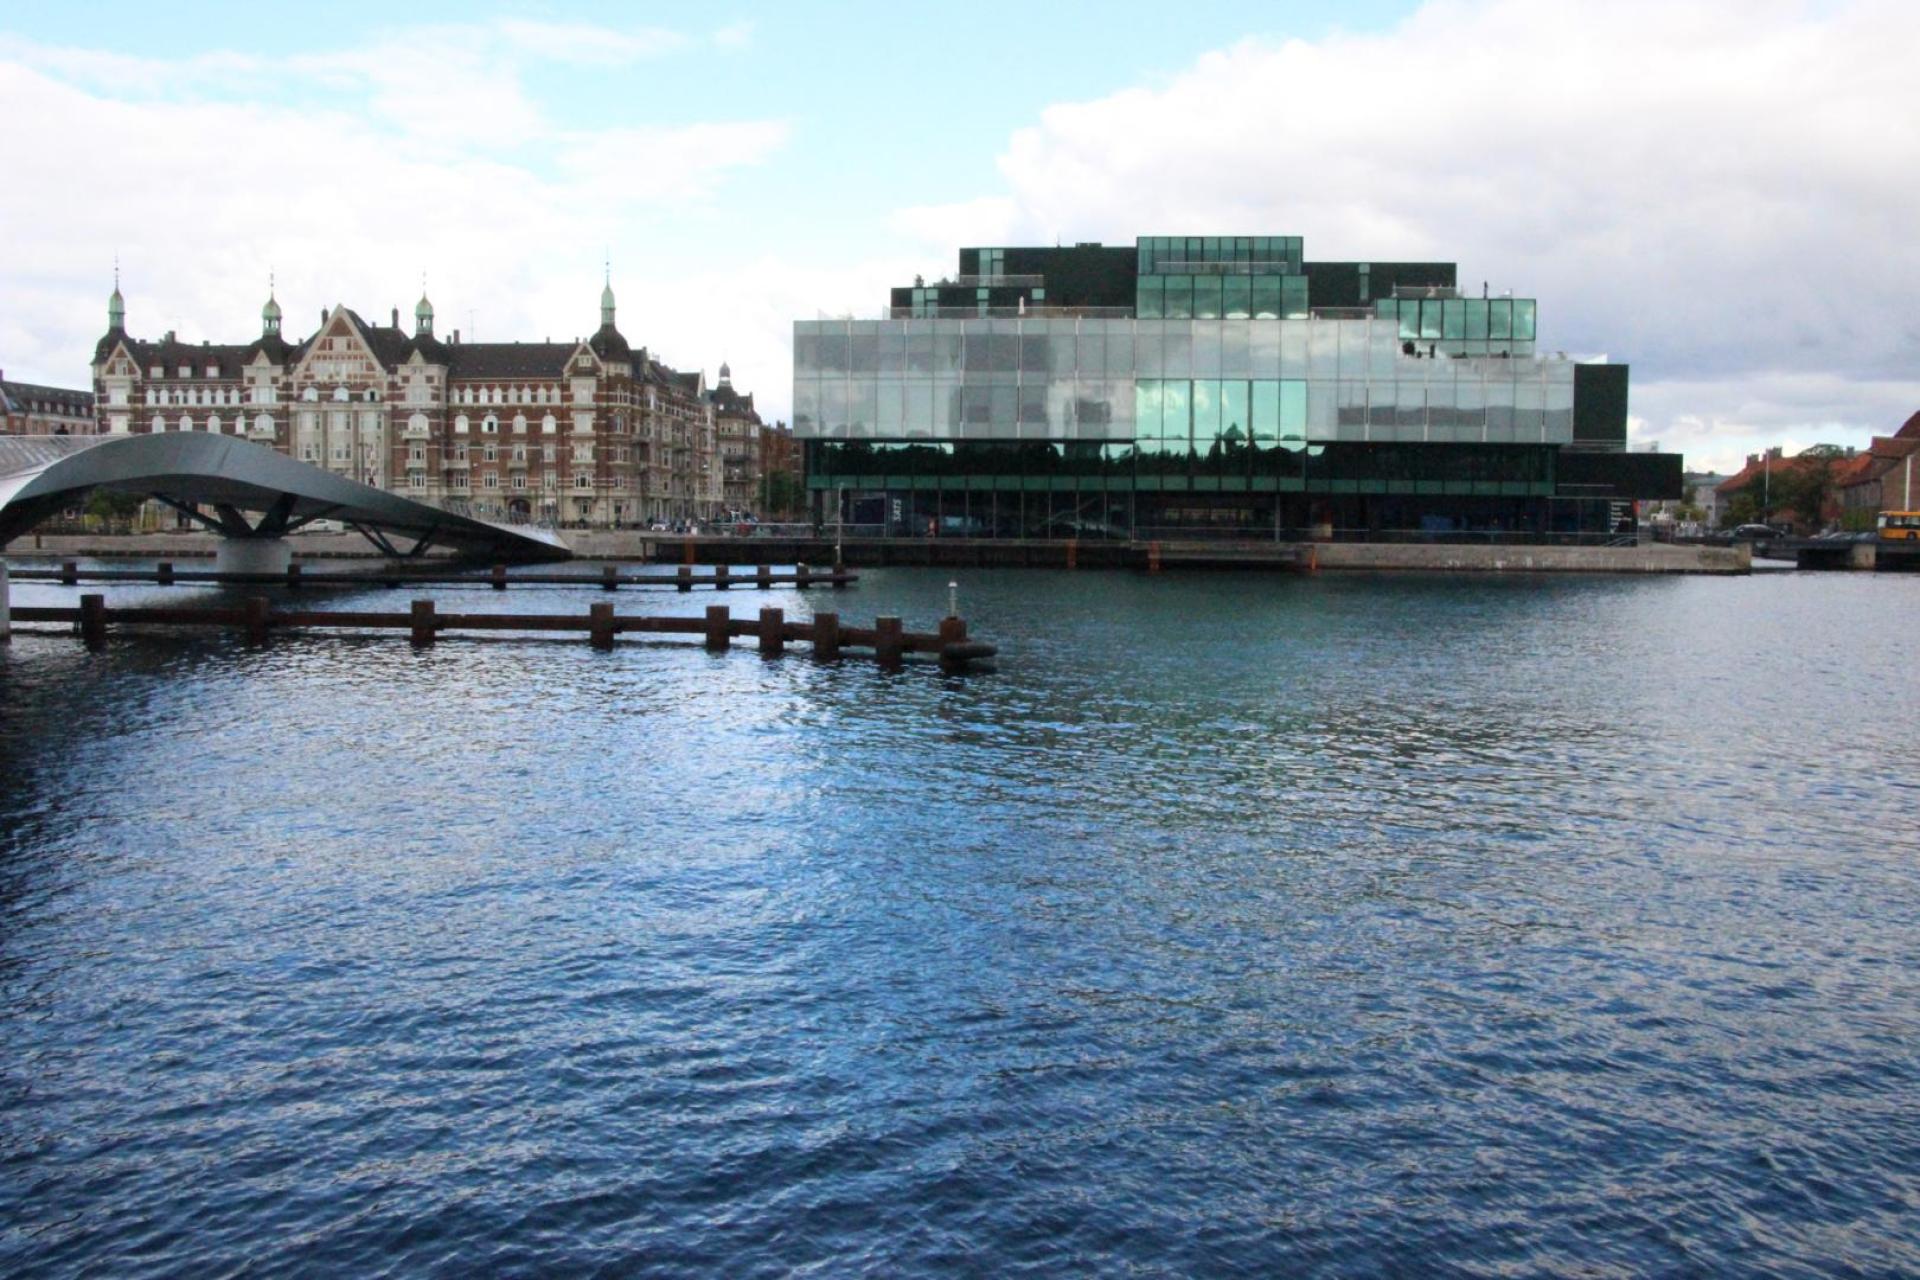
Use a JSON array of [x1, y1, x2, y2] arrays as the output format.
[[1161, 379, 1189, 440], [1420, 301, 1442, 340], [1252, 276, 1282, 320], [1280, 380, 1307, 438], [1223, 276, 1252, 319], [1194, 276, 1223, 320], [1191, 379, 1220, 438], [1514, 300, 1537, 341], [1466, 299, 1488, 340], [1251, 380, 1279, 440], [1135, 379, 1162, 434], [1221, 380, 1249, 440], [1443, 299, 1465, 341], [1282, 276, 1309, 319], [1138, 276, 1164, 319], [1166, 278, 1193, 320], [1489, 299, 1511, 339]]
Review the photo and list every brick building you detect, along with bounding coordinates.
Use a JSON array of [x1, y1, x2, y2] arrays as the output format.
[[708, 362, 762, 513], [1, 372, 93, 434], [90, 279, 737, 527]]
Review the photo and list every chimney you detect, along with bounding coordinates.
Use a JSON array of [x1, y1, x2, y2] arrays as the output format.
[[452, 329, 460, 344], [392, 307, 400, 329]]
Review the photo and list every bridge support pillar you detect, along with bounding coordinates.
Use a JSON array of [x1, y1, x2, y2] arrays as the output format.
[[216, 538, 293, 575], [0, 560, 9, 643]]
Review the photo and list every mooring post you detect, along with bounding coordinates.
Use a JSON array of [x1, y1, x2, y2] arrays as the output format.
[[286, 562, 303, 589], [677, 565, 692, 593], [756, 563, 772, 591], [833, 560, 849, 589], [244, 596, 271, 646], [492, 564, 508, 591], [602, 564, 619, 591], [157, 561, 175, 586], [715, 563, 731, 591], [0, 560, 10, 643], [1066, 538, 1079, 570], [410, 599, 436, 647], [938, 615, 968, 674], [705, 604, 731, 651], [1148, 540, 1163, 574], [61, 560, 78, 586], [79, 593, 107, 649], [683, 539, 696, 566], [796, 562, 812, 590], [875, 615, 903, 669], [758, 606, 784, 656], [812, 610, 840, 661], [589, 602, 615, 651]]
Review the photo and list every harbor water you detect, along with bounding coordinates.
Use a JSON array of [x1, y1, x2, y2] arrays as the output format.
[[2, 565, 1917, 1276]]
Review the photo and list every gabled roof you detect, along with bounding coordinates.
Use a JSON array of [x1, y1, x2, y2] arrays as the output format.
[[445, 342, 582, 379], [708, 382, 759, 422], [101, 334, 258, 379], [0, 379, 94, 415]]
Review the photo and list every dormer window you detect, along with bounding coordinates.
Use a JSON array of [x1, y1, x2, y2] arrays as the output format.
[[302, 386, 319, 401], [151, 366, 163, 379], [332, 386, 350, 402]]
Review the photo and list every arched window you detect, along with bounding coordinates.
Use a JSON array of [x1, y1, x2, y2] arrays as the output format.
[[454, 415, 469, 434], [542, 414, 557, 434], [409, 412, 428, 434], [332, 385, 350, 402], [482, 415, 498, 434], [512, 414, 527, 434], [254, 413, 273, 435], [302, 386, 319, 402], [208, 414, 222, 434], [364, 388, 379, 403], [178, 415, 191, 432], [150, 413, 163, 432]]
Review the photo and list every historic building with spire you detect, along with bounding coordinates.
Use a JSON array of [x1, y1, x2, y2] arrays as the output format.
[[89, 276, 738, 526]]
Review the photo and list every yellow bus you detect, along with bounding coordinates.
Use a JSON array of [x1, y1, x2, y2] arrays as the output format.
[[1878, 511, 1920, 541]]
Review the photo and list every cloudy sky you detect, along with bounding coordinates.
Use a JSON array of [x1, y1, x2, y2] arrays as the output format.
[[2, 0, 1914, 473]]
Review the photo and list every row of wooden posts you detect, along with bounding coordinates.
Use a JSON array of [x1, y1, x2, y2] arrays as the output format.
[[8, 591, 994, 671], [15, 561, 856, 592]]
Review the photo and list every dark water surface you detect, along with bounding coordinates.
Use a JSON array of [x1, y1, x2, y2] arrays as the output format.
[[2, 564, 1918, 1277]]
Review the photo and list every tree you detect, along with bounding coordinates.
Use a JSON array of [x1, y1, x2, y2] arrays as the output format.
[[1721, 492, 1761, 529], [84, 488, 147, 533], [757, 470, 803, 518], [1768, 446, 1847, 531]]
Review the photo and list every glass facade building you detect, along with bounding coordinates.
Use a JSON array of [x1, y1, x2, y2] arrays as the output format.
[[793, 236, 1677, 538]]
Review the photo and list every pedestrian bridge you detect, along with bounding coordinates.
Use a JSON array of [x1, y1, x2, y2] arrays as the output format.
[[0, 434, 570, 562]]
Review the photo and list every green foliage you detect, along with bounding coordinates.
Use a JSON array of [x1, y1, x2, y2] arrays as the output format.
[[1769, 455, 1840, 530], [84, 489, 148, 531], [1721, 492, 1761, 529], [757, 470, 803, 517]]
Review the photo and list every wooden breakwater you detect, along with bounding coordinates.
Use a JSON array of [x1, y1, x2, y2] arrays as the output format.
[[9, 561, 856, 592], [7, 594, 994, 672]]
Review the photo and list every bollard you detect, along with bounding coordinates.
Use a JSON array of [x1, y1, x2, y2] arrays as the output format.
[[756, 563, 772, 591], [0, 560, 9, 643], [812, 610, 840, 661], [61, 560, 78, 586], [1148, 540, 1162, 574], [938, 616, 969, 674], [758, 606, 784, 656], [492, 564, 508, 591], [410, 599, 436, 647], [874, 615, 904, 669], [602, 564, 619, 591], [157, 561, 175, 586], [287, 562, 303, 589], [683, 539, 696, 566], [677, 565, 692, 592], [79, 593, 107, 649], [1066, 538, 1078, 570], [715, 564, 731, 591], [244, 596, 271, 646], [796, 562, 812, 590], [589, 602, 615, 650], [705, 604, 731, 651]]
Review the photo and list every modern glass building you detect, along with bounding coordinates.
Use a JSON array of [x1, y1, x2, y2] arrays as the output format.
[[793, 236, 1678, 538]]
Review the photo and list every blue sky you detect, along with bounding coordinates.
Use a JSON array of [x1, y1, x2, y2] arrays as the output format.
[[3, 0, 1916, 473]]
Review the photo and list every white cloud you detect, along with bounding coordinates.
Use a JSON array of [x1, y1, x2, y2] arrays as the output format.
[[712, 21, 757, 49], [907, 0, 1920, 469], [0, 24, 792, 400]]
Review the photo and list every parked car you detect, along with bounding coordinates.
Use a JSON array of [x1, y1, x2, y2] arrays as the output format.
[[1730, 523, 1783, 539]]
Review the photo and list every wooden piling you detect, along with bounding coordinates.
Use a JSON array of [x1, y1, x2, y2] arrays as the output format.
[[601, 564, 619, 591], [756, 563, 772, 590], [714, 564, 731, 591], [705, 604, 731, 651], [589, 602, 615, 650], [796, 562, 812, 590], [286, 562, 303, 588], [157, 561, 175, 585], [874, 615, 904, 669], [812, 610, 840, 661], [410, 599, 436, 647], [492, 564, 508, 591], [79, 593, 107, 648], [1147, 541, 1163, 574], [244, 596, 271, 646], [938, 616, 968, 673], [0, 560, 9, 643], [758, 607, 784, 656], [61, 560, 78, 586], [833, 562, 849, 590], [682, 539, 696, 566], [1066, 538, 1078, 570]]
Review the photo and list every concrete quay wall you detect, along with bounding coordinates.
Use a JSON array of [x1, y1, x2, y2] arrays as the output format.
[[1309, 541, 1749, 574]]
